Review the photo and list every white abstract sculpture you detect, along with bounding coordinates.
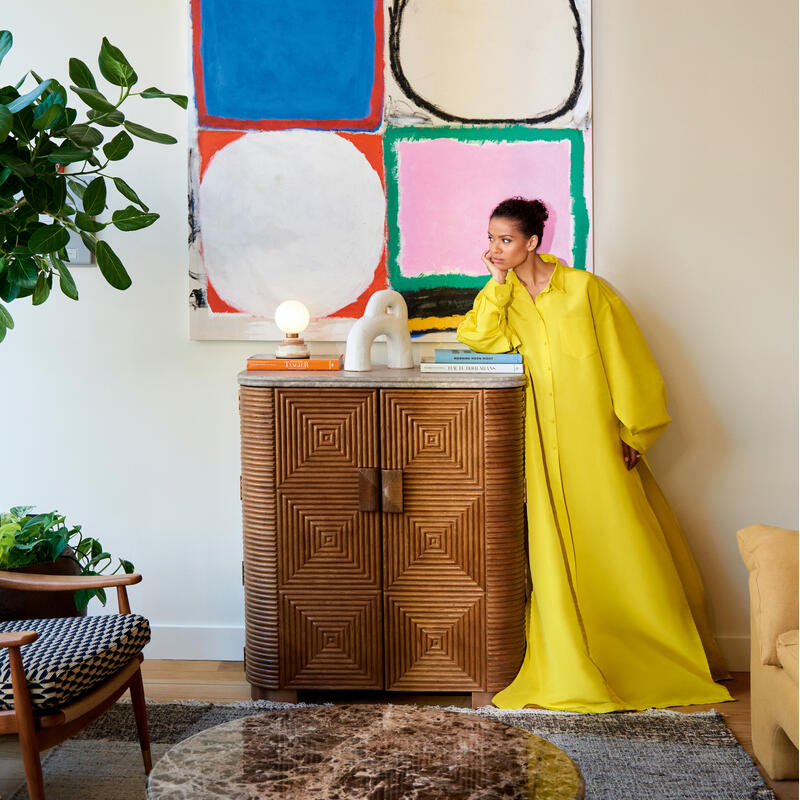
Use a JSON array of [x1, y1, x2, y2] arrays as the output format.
[[344, 290, 414, 372]]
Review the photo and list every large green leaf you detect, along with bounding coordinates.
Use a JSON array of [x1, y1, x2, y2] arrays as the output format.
[[79, 231, 97, 254], [67, 179, 86, 200], [22, 181, 51, 213], [98, 37, 137, 87], [87, 109, 124, 127], [45, 142, 92, 165], [74, 212, 105, 233], [28, 224, 70, 254], [103, 130, 133, 161], [70, 85, 116, 113], [0, 301, 13, 328], [65, 123, 104, 148], [53, 257, 79, 300], [68, 58, 97, 90], [111, 176, 148, 211], [49, 176, 67, 215], [6, 79, 51, 113], [112, 205, 159, 231], [8, 257, 37, 288], [140, 87, 188, 110], [32, 103, 64, 131], [32, 272, 51, 305], [0, 151, 33, 177], [0, 106, 11, 141], [123, 120, 176, 145], [95, 240, 131, 289], [0, 32, 12, 69], [35, 82, 67, 112], [10, 106, 34, 142], [83, 177, 106, 215]]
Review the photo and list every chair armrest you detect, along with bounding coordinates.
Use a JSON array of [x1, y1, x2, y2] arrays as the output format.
[[737, 524, 799, 666], [0, 571, 142, 592], [0, 630, 38, 649]]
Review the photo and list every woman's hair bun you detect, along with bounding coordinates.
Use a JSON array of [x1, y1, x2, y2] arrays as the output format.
[[491, 197, 548, 240]]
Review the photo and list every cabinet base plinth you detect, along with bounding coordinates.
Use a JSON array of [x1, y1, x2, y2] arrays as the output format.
[[251, 686, 298, 703], [471, 692, 495, 709]]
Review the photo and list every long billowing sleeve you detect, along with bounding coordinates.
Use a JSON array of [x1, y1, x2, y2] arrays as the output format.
[[590, 278, 671, 453], [456, 278, 520, 353]]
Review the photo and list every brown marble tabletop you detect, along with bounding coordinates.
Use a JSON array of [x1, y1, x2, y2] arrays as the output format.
[[147, 704, 584, 799]]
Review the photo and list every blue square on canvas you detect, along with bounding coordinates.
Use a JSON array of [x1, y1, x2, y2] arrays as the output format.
[[196, 0, 381, 128]]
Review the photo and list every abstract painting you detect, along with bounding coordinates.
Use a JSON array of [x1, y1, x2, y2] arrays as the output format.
[[189, 0, 591, 341]]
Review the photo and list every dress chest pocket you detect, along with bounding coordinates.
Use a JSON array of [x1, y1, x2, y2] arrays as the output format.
[[559, 315, 599, 359]]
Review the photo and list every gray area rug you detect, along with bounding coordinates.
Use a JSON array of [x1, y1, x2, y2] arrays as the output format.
[[6, 700, 775, 800]]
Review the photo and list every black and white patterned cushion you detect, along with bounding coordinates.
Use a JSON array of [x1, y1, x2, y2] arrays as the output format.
[[0, 614, 150, 712]]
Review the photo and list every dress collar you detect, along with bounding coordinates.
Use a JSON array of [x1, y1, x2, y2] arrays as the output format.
[[509, 254, 566, 294]]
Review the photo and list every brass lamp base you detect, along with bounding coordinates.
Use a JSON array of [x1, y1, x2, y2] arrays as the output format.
[[275, 333, 310, 358]]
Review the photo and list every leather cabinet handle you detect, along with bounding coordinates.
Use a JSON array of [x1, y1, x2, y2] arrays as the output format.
[[358, 468, 380, 512], [381, 469, 403, 513]]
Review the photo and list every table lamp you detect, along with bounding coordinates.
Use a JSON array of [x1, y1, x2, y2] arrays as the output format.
[[274, 300, 310, 358]]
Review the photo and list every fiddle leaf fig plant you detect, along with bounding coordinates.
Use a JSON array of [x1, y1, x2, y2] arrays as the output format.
[[0, 505, 135, 610], [0, 31, 186, 343]]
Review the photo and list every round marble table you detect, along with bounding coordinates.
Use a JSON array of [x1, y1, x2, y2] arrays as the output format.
[[147, 704, 584, 799]]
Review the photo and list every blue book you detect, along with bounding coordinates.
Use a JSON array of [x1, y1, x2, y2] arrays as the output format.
[[434, 348, 522, 364]]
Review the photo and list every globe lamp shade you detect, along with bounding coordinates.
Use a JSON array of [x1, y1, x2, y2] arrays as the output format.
[[274, 300, 311, 358]]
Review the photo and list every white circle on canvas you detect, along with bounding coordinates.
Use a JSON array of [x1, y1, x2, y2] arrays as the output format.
[[396, 0, 581, 120], [199, 131, 385, 319]]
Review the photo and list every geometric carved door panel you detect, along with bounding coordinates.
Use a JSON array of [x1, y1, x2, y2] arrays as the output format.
[[382, 496, 484, 592], [380, 390, 484, 490], [383, 593, 485, 690], [279, 592, 383, 689], [275, 389, 382, 687], [275, 389, 378, 488], [277, 498, 381, 590], [381, 390, 487, 691], [276, 388, 379, 592]]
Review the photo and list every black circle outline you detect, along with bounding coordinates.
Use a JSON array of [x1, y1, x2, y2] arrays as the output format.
[[388, 0, 585, 125]]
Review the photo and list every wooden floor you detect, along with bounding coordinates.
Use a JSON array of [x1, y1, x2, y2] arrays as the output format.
[[1, 663, 797, 799]]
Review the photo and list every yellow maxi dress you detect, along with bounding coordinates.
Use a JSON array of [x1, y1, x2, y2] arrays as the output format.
[[457, 255, 732, 712]]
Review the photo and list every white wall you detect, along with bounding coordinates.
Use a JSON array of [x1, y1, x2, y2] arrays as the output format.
[[593, 0, 798, 669], [0, 2, 796, 669]]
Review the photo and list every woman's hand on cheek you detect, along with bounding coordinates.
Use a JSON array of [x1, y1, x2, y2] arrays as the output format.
[[482, 249, 507, 284]]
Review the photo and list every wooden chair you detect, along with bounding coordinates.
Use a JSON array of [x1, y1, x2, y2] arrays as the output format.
[[0, 571, 151, 800]]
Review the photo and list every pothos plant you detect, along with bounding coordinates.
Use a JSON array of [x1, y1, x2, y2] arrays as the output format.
[[0, 30, 186, 343], [0, 506, 134, 610]]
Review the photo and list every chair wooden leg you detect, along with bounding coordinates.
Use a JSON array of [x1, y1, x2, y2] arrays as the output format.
[[8, 646, 46, 800], [129, 665, 152, 774]]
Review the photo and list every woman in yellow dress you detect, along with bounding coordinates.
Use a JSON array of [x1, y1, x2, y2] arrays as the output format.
[[457, 197, 732, 712]]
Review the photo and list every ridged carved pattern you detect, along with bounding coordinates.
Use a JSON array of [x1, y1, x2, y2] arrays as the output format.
[[484, 387, 527, 691], [381, 390, 487, 691], [240, 387, 280, 689], [382, 495, 484, 591], [380, 390, 483, 490], [280, 592, 383, 689], [275, 389, 378, 487], [384, 593, 485, 690], [278, 497, 380, 589]]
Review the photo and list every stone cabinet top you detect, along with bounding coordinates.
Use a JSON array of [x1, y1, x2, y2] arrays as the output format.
[[238, 365, 527, 389]]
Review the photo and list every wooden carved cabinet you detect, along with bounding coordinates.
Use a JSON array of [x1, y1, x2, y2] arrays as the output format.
[[238, 369, 527, 705]]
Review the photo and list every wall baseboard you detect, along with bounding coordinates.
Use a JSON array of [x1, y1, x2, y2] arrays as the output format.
[[145, 625, 752, 673], [146, 625, 245, 661]]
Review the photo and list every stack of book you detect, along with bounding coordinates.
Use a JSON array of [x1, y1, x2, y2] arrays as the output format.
[[420, 349, 523, 373], [246, 354, 343, 371]]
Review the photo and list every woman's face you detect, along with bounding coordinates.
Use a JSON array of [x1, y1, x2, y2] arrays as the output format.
[[487, 216, 538, 271]]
